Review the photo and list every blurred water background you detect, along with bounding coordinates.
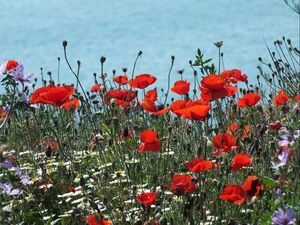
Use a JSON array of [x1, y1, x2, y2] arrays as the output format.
[[0, 0, 299, 89]]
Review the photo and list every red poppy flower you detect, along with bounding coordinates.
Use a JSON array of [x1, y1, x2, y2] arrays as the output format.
[[84, 214, 112, 225], [226, 123, 251, 139], [113, 75, 128, 85], [144, 89, 158, 101], [186, 157, 214, 173], [237, 93, 261, 108], [136, 192, 157, 206], [138, 130, 160, 153], [61, 98, 80, 110], [230, 153, 252, 171], [107, 89, 136, 102], [0, 107, 8, 120], [90, 84, 104, 93], [43, 137, 58, 153], [139, 91, 170, 115], [294, 95, 300, 102], [170, 174, 196, 196], [273, 90, 289, 106], [219, 185, 246, 205], [199, 74, 238, 101], [242, 176, 263, 200], [220, 69, 248, 83], [269, 121, 283, 130], [170, 99, 210, 120], [5, 60, 19, 71], [212, 133, 237, 156], [30, 85, 76, 107], [128, 74, 157, 89], [171, 80, 191, 95]]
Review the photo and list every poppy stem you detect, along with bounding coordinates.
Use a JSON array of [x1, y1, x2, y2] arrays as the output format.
[[163, 56, 175, 107]]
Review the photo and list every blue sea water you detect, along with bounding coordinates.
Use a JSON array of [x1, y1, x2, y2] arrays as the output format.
[[0, 0, 299, 89]]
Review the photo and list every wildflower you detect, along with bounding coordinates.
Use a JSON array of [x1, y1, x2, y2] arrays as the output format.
[[30, 85, 77, 108], [277, 128, 300, 147], [90, 84, 104, 93], [113, 75, 128, 85], [272, 149, 289, 169], [199, 74, 238, 101], [185, 157, 213, 173], [212, 133, 237, 156], [294, 95, 300, 102], [242, 176, 263, 200], [107, 89, 136, 107], [272, 208, 296, 225], [220, 69, 247, 83], [84, 214, 112, 225], [237, 92, 261, 108], [138, 130, 160, 153], [269, 121, 283, 130], [128, 74, 157, 89], [0, 60, 34, 85], [171, 80, 191, 95], [60, 98, 80, 110], [144, 89, 158, 101], [230, 153, 252, 171], [136, 192, 157, 206], [170, 99, 210, 120], [273, 90, 289, 106], [170, 174, 196, 196], [0, 182, 22, 196], [226, 123, 251, 139], [219, 184, 246, 205], [0, 107, 8, 120]]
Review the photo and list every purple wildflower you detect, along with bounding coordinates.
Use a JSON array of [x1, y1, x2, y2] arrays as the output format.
[[275, 188, 282, 198], [278, 128, 300, 147], [0, 60, 34, 86], [272, 150, 289, 169], [0, 160, 31, 185], [272, 208, 296, 225], [0, 182, 22, 196]]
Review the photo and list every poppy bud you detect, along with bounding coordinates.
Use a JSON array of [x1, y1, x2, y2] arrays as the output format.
[[62, 40, 68, 48], [100, 56, 106, 64]]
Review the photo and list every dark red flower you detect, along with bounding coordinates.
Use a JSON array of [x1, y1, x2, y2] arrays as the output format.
[[237, 93, 261, 108], [30, 85, 76, 107], [170, 174, 196, 196], [113, 75, 128, 85], [90, 84, 104, 93], [219, 185, 246, 205], [242, 176, 264, 200], [273, 90, 289, 106], [220, 69, 247, 83], [212, 133, 237, 156], [186, 157, 213, 173], [230, 153, 252, 171], [136, 192, 157, 206], [128, 74, 157, 89], [269, 121, 283, 130], [171, 80, 191, 95], [138, 130, 160, 153]]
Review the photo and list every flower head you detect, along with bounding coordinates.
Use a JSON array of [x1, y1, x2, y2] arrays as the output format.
[[136, 192, 157, 206], [272, 208, 296, 225]]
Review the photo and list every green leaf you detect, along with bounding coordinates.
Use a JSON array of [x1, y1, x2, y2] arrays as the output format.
[[257, 175, 277, 188]]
